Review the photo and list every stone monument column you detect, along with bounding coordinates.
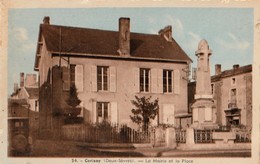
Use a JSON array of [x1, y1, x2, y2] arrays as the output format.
[[191, 39, 217, 129]]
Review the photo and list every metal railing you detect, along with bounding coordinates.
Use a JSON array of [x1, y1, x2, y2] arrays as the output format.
[[175, 129, 186, 143], [194, 129, 214, 143]]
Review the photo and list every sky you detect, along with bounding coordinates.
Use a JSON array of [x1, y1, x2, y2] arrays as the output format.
[[8, 8, 253, 94]]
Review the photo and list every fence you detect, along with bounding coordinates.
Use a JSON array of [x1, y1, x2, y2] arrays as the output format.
[[194, 129, 214, 143], [62, 123, 151, 143], [234, 129, 251, 143], [175, 129, 186, 143]]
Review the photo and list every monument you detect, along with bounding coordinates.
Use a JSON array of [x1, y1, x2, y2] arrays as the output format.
[[191, 39, 217, 129]]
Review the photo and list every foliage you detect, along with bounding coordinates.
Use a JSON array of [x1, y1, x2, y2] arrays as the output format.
[[66, 84, 81, 108], [130, 96, 159, 132]]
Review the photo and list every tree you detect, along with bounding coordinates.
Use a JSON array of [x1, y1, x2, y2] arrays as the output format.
[[66, 84, 81, 117], [130, 96, 159, 132]]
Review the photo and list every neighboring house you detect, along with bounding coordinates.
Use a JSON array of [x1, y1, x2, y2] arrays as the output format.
[[10, 72, 39, 136], [11, 73, 39, 112], [8, 98, 39, 136], [188, 64, 252, 128], [34, 16, 192, 135]]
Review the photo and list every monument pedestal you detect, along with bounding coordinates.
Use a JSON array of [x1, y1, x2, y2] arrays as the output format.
[[191, 96, 218, 129]]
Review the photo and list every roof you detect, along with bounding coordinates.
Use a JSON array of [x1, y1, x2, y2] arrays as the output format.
[[25, 87, 39, 99], [211, 64, 252, 82], [8, 98, 28, 106], [35, 23, 192, 69]]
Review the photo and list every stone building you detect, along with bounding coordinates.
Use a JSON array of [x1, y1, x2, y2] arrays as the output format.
[[10, 73, 39, 136], [34, 17, 192, 136], [11, 72, 39, 112], [188, 64, 252, 128]]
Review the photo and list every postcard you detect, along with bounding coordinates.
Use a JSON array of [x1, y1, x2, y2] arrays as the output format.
[[0, 0, 259, 164]]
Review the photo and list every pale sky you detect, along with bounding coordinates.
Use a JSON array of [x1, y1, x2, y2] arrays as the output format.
[[8, 8, 253, 94]]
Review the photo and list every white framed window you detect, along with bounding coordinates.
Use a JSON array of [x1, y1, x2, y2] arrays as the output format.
[[163, 70, 173, 93], [96, 102, 109, 123], [97, 66, 109, 91], [140, 68, 150, 92]]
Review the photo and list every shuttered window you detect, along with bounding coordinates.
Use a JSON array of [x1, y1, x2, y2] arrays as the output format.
[[63, 65, 84, 92]]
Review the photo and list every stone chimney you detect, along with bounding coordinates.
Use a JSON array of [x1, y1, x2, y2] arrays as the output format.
[[13, 83, 18, 93], [233, 64, 239, 70], [118, 17, 130, 56], [215, 64, 221, 75], [20, 72, 24, 87], [25, 74, 37, 87], [158, 25, 172, 42], [43, 16, 50, 25]]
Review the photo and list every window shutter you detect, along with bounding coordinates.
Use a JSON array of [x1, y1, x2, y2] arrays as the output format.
[[133, 68, 140, 93], [174, 70, 180, 94], [162, 104, 175, 125], [92, 101, 96, 123], [157, 69, 163, 93], [75, 65, 84, 92], [91, 66, 97, 92], [110, 102, 118, 124], [62, 67, 69, 90], [109, 67, 116, 92], [151, 68, 157, 93], [79, 101, 84, 117]]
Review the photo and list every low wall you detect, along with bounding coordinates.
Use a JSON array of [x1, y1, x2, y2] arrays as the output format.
[[177, 142, 251, 150]]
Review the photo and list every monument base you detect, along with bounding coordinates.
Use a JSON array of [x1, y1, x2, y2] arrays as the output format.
[[191, 98, 218, 130]]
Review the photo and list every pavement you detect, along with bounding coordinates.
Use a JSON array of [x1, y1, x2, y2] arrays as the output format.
[[76, 143, 251, 157]]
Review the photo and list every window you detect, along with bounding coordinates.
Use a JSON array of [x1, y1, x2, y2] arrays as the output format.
[[231, 88, 237, 104], [140, 68, 150, 92], [63, 65, 75, 90], [97, 66, 109, 91], [163, 70, 173, 93], [63, 64, 83, 91], [211, 84, 214, 94], [232, 78, 236, 85], [70, 65, 76, 86], [96, 102, 109, 123], [35, 100, 38, 112]]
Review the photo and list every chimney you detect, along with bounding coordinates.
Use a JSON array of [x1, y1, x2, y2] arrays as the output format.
[[43, 16, 50, 25], [158, 25, 172, 42], [13, 83, 18, 93], [25, 74, 37, 87], [118, 17, 130, 56], [215, 64, 221, 75], [20, 72, 24, 87], [233, 64, 239, 70]]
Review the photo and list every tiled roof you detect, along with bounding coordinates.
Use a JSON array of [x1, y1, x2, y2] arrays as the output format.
[[25, 87, 39, 99], [37, 24, 191, 64], [211, 65, 252, 82]]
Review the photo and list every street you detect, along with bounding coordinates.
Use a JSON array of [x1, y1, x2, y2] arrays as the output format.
[[9, 139, 251, 158]]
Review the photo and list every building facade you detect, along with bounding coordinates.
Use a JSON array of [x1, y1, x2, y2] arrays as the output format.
[[34, 17, 192, 135], [188, 64, 252, 128]]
